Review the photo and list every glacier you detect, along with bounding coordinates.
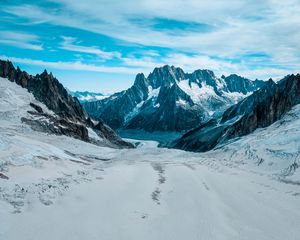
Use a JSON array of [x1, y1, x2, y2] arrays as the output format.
[[0, 78, 299, 240]]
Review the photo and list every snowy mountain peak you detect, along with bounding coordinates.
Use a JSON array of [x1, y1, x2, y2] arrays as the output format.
[[83, 65, 266, 132], [147, 65, 185, 88], [171, 74, 300, 152]]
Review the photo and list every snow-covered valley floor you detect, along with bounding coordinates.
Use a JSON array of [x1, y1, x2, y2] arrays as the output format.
[[1, 136, 300, 240], [1, 79, 300, 240]]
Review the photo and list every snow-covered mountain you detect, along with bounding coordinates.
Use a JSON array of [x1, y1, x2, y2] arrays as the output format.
[[70, 91, 109, 102], [1, 62, 300, 240], [171, 74, 300, 152], [1, 75, 300, 239], [0, 60, 134, 148], [83, 65, 265, 132]]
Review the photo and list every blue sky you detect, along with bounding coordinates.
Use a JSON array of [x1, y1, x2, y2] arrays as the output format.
[[0, 0, 299, 93]]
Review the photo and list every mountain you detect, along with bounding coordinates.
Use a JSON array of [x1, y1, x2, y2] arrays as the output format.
[[171, 74, 300, 152], [2, 73, 300, 238], [222, 74, 266, 94], [70, 91, 109, 102], [0, 60, 134, 149], [83, 65, 265, 132]]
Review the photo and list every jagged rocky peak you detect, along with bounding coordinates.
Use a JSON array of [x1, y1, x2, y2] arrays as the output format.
[[0, 59, 134, 149], [147, 65, 185, 88], [0, 60, 85, 122], [189, 69, 216, 83], [37, 68, 85, 121], [83, 64, 266, 133], [133, 72, 149, 91], [223, 74, 265, 94], [187, 69, 223, 94]]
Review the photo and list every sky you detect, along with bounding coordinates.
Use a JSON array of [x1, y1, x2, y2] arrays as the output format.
[[0, 0, 299, 93]]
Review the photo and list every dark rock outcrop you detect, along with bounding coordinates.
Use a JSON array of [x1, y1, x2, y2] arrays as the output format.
[[83, 73, 150, 129], [223, 74, 265, 94], [21, 114, 89, 142], [0, 172, 9, 180], [29, 102, 43, 113], [171, 74, 300, 152], [93, 120, 134, 148], [0, 61, 85, 122]]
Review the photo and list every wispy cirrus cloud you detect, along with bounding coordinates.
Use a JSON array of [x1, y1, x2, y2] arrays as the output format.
[[120, 53, 295, 80], [1, 0, 300, 91], [0, 55, 145, 74], [60, 36, 121, 60], [4, 0, 300, 57], [0, 31, 43, 50]]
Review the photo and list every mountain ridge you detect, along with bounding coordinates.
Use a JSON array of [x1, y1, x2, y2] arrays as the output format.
[[0, 59, 134, 149], [83, 65, 265, 132], [170, 74, 300, 152]]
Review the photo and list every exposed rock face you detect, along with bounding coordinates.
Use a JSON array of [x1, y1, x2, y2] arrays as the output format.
[[125, 83, 205, 131], [171, 74, 300, 152], [83, 65, 265, 132], [0, 60, 134, 148], [0, 60, 85, 122], [147, 65, 185, 88], [83, 73, 150, 129], [22, 102, 89, 141], [29, 102, 43, 113], [93, 120, 134, 148], [222, 74, 265, 94]]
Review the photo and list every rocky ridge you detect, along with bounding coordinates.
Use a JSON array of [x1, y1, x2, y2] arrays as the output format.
[[0, 60, 134, 148], [171, 74, 300, 152], [83, 65, 265, 132]]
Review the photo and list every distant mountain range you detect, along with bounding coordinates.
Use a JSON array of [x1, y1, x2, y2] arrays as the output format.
[[83, 65, 265, 132], [70, 91, 109, 102], [1, 59, 299, 154], [170, 74, 300, 152]]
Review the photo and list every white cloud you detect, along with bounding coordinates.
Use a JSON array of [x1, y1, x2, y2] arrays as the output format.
[[60, 36, 121, 59], [0, 55, 146, 74], [2, 0, 300, 80], [1, 51, 297, 82], [120, 53, 297, 80], [0, 31, 43, 50], [5, 0, 300, 58]]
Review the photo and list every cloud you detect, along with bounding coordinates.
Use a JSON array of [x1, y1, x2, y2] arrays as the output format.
[[4, 0, 300, 57], [2, 0, 300, 81], [120, 53, 296, 80], [60, 36, 121, 59], [0, 55, 146, 74], [0, 31, 43, 50], [1, 52, 297, 82]]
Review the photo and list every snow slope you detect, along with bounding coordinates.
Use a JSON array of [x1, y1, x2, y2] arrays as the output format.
[[210, 104, 300, 183], [0, 79, 300, 240], [1, 139, 300, 240]]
